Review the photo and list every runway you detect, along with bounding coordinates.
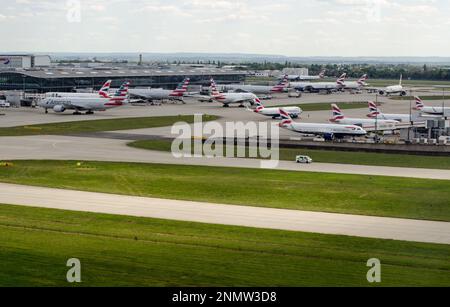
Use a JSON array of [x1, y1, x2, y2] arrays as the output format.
[[1, 135, 450, 180], [1, 182, 449, 244]]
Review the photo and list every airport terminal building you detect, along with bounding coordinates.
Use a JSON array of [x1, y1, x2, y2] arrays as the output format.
[[0, 67, 246, 93]]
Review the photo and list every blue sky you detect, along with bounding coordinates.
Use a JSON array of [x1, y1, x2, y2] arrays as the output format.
[[1, 0, 449, 56]]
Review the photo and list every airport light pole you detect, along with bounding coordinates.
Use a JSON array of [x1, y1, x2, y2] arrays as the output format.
[[409, 89, 413, 143], [375, 93, 378, 142]]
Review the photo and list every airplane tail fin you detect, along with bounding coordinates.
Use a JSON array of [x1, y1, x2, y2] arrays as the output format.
[[367, 101, 380, 118], [330, 104, 345, 122], [399, 74, 403, 86], [171, 78, 190, 96], [210, 78, 221, 97], [99, 80, 112, 98], [112, 81, 130, 99], [358, 74, 368, 86], [278, 108, 293, 127], [337, 73, 347, 86], [272, 75, 289, 92], [414, 96, 424, 110], [253, 98, 264, 113]]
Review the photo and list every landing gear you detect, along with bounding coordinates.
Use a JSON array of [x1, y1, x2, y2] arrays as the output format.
[[85, 111, 94, 115], [73, 111, 82, 115], [45, 109, 48, 114], [239, 104, 245, 108], [223, 104, 230, 108]]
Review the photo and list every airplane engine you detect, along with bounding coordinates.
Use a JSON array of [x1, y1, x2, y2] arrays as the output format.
[[53, 105, 66, 113], [400, 91, 407, 96], [378, 90, 386, 96]]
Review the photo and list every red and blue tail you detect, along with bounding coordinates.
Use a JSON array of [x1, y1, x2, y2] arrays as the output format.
[[367, 101, 380, 118], [171, 78, 190, 97], [414, 96, 424, 110], [330, 104, 345, 122], [99, 80, 112, 98], [278, 108, 293, 127], [271, 75, 289, 92]]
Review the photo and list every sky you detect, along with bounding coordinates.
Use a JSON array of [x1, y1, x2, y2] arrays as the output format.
[[1, 0, 449, 56]]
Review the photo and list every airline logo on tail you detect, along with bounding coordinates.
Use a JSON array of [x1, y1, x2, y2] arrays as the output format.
[[337, 73, 347, 86], [171, 78, 190, 97], [99, 80, 112, 98], [254, 98, 264, 113], [106, 82, 130, 106], [367, 101, 380, 118], [319, 70, 326, 79], [210, 78, 225, 99], [278, 108, 293, 127], [414, 96, 424, 110], [358, 74, 368, 86], [330, 104, 345, 122], [271, 75, 289, 92]]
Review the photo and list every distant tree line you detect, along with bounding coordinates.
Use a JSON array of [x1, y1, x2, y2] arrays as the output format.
[[240, 62, 450, 81]]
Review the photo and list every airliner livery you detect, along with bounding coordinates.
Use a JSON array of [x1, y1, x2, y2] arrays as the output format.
[[38, 81, 130, 115], [252, 98, 301, 119], [278, 108, 367, 140], [414, 96, 450, 116], [330, 104, 398, 131], [129, 78, 190, 101], [378, 75, 407, 96], [367, 101, 412, 122], [45, 80, 113, 99], [219, 75, 289, 95], [210, 78, 258, 107]]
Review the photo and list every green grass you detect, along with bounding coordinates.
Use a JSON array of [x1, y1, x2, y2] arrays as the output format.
[[0, 160, 449, 221], [280, 101, 368, 111], [0, 204, 449, 287], [128, 139, 450, 170], [0, 115, 219, 137], [390, 96, 450, 101]]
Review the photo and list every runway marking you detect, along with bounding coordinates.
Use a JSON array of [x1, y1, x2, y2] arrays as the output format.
[[0, 183, 449, 245]]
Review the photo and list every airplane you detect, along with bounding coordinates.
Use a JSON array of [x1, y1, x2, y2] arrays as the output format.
[[218, 75, 289, 95], [302, 74, 347, 93], [252, 98, 302, 119], [129, 78, 190, 103], [38, 82, 130, 115], [330, 104, 398, 131], [45, 80, 112, 98], [367, 101, 413, 122], [414, 96, 450, 117], [281, 70, 326, 81], [338, 74, 369, 91], [210, 78, 258, 107], [377, 75, 407, 96], [278, 108, 367, 140]]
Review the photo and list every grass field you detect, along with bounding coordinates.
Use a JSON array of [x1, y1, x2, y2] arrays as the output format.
[[128, 139, 450, 170], [280, 101, 367, 111], [0, 160, 449, 221], [0, 204, 449, 287], [0, 115, 218, 137]]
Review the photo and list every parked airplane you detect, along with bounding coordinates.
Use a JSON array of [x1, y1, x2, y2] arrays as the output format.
[[378, 75, 407, 96], [414, 96, 450, 117], [367, 101, 412, 122], [210, 78, 258, 107], [45, 80, 112, 98], [219, 76, 289, 95], [129, 78, 190, 102], [330, 104, 398, 131], [278, 108, 366, 140], [252, 98, 301, 119], [339, 74, 369, 90], [282, 70, 326, 81], [38, 82, 130, 115], [302, 74, 347, 93]]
